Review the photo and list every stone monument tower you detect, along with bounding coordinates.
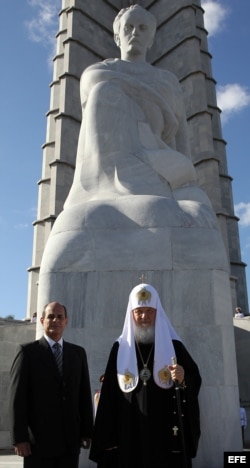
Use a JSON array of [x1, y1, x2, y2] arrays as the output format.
[[27, 1, 247, 466]]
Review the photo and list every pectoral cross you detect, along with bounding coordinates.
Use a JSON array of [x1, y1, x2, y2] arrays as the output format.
[[172, 426, 179, 436]]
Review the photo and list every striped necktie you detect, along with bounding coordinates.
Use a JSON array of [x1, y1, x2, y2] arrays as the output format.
[[52, 342, 63, 376]]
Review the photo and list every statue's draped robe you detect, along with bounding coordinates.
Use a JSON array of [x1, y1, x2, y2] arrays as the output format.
[[39, 59, 226, 276], [66, 59, 209, 205]]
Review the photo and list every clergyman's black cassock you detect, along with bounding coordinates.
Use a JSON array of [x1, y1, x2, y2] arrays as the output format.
[[90, 340, 201, 468]]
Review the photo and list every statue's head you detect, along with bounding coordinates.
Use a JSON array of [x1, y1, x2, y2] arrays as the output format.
[[113, 4, 157, 53]]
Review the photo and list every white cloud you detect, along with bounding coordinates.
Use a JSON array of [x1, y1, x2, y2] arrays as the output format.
[[235, 202, 250, 227], [26, 0, 61, 48], [201, 1, 229, 36], [217, 84, 250, 123], [201, 2, 250, 122]]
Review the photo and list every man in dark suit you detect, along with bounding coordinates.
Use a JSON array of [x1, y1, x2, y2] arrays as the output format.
[[8, 302, 93, 468]]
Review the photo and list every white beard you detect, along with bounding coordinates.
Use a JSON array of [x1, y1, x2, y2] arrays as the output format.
[[133, 323, 155, 344]]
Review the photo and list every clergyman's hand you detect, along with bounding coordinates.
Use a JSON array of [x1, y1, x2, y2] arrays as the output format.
[[168, 363, 185, 384], [14, 442, 31, 457]]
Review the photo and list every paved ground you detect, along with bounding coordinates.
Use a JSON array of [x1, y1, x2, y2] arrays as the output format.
[[0, 449, 95, 467], [0, 450, 22, 467], [1, 448, 249, 467]]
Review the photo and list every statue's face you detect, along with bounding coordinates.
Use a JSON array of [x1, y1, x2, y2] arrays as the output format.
[[117, 8, 155, 59]]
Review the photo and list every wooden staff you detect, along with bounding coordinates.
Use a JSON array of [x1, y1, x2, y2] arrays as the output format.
[[171, 356, 189, 468]]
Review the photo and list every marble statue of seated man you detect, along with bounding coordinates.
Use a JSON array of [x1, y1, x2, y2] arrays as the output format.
[[65, 4, 210, 209], [38, 4, 227, 276]]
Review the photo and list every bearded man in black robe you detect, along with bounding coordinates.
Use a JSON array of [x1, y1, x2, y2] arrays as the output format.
[[89, 283, 201, 468]]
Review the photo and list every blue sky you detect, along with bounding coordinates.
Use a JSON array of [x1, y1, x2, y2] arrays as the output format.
[[1, 0, 250, 319]]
